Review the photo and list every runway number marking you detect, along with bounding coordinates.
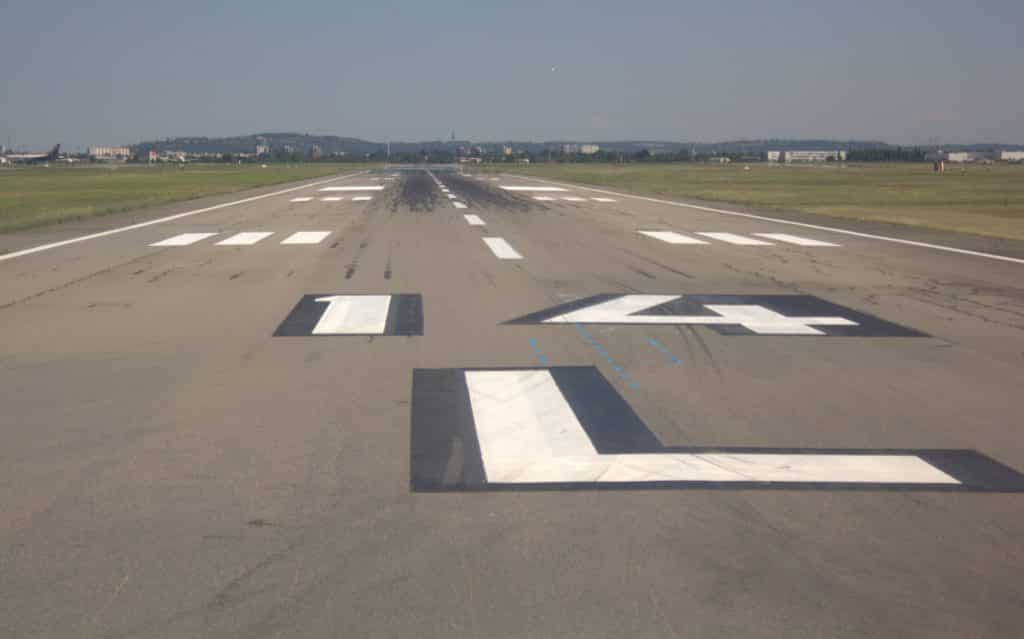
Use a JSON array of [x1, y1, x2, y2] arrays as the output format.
[[410, 367, 1024, 492], [274, 294, 423, 336], [506, 294, 926, 336]]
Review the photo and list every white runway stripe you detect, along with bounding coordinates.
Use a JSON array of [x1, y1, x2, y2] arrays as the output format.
[[533, 196, 556, 201], [319, 186, 384, 191], [281, 231, 331, 245], [447, 194, 457, 199], [464, 214, 485, 226], [320, 197, 343, 202], [150, 232, 218, 247], [290, 197, 313, 203], [500, 186, 567, 192], [311, 295, 391, 335], [697, 232, 773, 246], [351, 196, 373, 201], [453, 202, 467, 209], [592, 197, 616, 202], [216, 232, 273, 246], [562, 197, 586, 202], [754, 233, 840, 247], [638, 231, 709, 245], [483, 237, 523, 260]]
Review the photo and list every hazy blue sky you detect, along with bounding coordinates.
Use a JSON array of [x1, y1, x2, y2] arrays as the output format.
[[2, 0, 1021, 150]]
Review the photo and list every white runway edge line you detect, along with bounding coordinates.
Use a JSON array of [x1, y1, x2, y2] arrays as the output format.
[[0, 172, 369, 263], [465, 370, 960, 485], [483, 237, 523, 260], [509, 175, 1024, 266]]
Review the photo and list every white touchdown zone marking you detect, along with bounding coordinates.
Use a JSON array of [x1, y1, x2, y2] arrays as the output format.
[[755, 233, 839, 247], [216, 231, 273, 246], [320, 196, 343, 202], [150, 232, 218, 247], [312, 295, 391, 334], [506, 175, 1024, 265], [281, 231, 331, 245], [453, 202, 468, 209], [592, 197, 617, 202], [351, 196, 373, 201], [638, 230, 709, 245], [533, 196, 556, 201], [289, 197, 313, 203], [562, 197, 587, 202], [465, 370, 960, 485], [464, 214, 486, 226], [0, 172, 368, 263], [698, 232, 773, 246], [483, 237, 523, 260]]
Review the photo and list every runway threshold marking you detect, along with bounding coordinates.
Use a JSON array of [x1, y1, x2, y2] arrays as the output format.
[[464, 215, 485, 226], [506, 294, 926, 336], [410, 366, 1024, 492], [0, 172, 369, 263], [509, 175, 1024, 265], [150, 232, 218, 247], [482, 237, 523, 260]]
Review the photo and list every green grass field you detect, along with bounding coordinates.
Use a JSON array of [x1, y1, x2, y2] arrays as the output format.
[[0, 163, 379, 232], [485, 162, 1024, 240]]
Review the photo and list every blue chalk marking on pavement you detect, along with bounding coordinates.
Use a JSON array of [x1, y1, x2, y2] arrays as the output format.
[[528, 338, 548, 365], [648, 338, 684, 366], [574, 324, 639, 390]]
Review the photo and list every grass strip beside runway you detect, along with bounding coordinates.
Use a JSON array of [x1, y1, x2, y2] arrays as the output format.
[[487, 163, 1024, 240], [0, 163, 380, 232]]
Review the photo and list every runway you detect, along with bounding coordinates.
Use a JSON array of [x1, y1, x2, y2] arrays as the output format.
[[2, 167, 1023, 637]]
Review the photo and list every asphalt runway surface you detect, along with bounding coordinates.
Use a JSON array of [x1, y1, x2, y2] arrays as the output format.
[[2, 167, 1023, 638]]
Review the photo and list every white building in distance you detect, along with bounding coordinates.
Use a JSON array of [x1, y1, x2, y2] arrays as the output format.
[[999, 150, 1024, 162], [580, 144, 600, 154], [768, 150, 847, 162], [89, 146, 131, 160]]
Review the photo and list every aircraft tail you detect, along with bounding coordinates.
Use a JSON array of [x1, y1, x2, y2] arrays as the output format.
[[48, 144, 61, 159]]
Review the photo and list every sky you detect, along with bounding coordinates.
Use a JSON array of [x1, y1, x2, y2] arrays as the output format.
[[1, 0, 1022, 151]]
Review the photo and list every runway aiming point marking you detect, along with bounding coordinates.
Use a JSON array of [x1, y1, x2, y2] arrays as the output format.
[[410, 366, 1024, 492], [274, 294, 423, 336], [505, 294, 926, 336]]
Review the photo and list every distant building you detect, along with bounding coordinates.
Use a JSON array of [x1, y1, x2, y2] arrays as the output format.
[[89, 146, 131, 160], [999, 150, 1024, 162], [503, 145, 513, 156], [147, 150, 158, 162], [562, 143, 580, 154], [580, 144, 600, 155], [946, 151, 992, 163], [769, 150, 846, 163], [255, 144, 270, 155]]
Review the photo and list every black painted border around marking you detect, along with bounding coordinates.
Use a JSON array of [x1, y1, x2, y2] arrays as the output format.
[[273, 294, 423, 336], [409, 366, 1024, 492], [504, 294, 928, 337]]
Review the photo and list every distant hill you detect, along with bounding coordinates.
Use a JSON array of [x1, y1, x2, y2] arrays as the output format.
[[131, 133, 1022, 156]]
